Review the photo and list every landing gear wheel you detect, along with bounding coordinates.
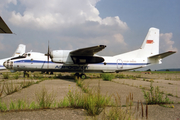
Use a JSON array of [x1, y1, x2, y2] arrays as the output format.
[[74, 73, 80, 80], [80, 74, 86, 79]]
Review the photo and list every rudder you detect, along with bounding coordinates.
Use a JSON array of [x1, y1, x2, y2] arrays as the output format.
[[12, 44, 26, 57], [139, 27, 159, 57]]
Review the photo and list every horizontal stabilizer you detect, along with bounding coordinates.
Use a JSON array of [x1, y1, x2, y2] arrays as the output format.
[[148, 51, 176, 59]]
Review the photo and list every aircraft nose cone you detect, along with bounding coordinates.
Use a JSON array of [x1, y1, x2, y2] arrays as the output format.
[[3, 60, 13, 69], [3, 61, 7, 67]]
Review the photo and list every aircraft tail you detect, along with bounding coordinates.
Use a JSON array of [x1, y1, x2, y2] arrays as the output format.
[[139, 27, 159, 57], [114, 27, 160, 58], [12, 44, 26, 57]]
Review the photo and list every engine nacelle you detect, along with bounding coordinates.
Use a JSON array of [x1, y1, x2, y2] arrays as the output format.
[[50, 50, 73, 64]]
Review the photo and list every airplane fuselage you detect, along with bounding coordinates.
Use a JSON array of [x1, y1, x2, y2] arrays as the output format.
[[4, 51, 149, 73]]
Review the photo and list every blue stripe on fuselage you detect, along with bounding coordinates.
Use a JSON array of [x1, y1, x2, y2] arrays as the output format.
[[14, 60, 149, 65], [14, 60, 54, 63]]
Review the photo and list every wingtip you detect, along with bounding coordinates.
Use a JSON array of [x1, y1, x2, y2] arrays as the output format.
[[168, 51, 176, 53], [99, 45, 106, 48]]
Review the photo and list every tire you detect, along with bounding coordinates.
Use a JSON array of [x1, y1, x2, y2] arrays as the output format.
[[80, 74, 86, 79]]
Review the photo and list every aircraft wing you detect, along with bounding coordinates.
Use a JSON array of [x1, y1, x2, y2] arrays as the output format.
[[70, 45, 106, 64], [70, 45, 106, 56], [148, 51, 176, 59], [0, 16, 12, 34]]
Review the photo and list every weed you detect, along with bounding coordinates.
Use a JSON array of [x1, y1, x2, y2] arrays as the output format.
[[167, 93, 173, 97], [4, 81, 20, 95], [58, 97, 70, 108], [0, 83, 5, 97], [3, 73, 9, 79], [9, 100, 16, 110], [149, 79, 154, 82], [116, 74, 125, 78], [160, 104, 174, 108], [76, 79, 84, 88], [142, 82, 173, 104], [168, 83, 173, 85], [21, 80, 35, 88], [0, 101, 7, 112], [13, 73, 19, 79], [34, 73, 44, 79], [165, 77, 172, 80], [29, 101, 39, 109], [67, 88, 111, 116], [101, 73, 114, 81], [35, 87, 56, 108], [105, 93, 134, 120]]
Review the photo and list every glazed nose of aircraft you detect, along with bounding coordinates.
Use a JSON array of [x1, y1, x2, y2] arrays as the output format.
[[3, 60, 13, 69]]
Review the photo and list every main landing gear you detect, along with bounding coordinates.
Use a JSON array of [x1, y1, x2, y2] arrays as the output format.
[[74, 73, 86, 79], [23, 71, 29, 78]]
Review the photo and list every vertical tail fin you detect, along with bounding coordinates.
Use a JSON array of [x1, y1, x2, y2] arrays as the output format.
[[12, 44, 26, 57], [114, 27, 160, 58], [140, 27, 159, 57]]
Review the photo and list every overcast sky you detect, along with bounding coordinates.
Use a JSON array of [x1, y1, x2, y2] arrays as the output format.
[[0, 0, 179, 70]]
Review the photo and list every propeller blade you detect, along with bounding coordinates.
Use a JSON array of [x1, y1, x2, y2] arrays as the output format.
[[47, 41, 50, 69]]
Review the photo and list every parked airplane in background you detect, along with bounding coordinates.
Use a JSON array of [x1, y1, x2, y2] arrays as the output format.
[[0, 44, 26, 70], [3, 28, 176, 78]]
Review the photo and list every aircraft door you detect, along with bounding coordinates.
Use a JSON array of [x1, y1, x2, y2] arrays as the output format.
[[117, 59, 123, 69]]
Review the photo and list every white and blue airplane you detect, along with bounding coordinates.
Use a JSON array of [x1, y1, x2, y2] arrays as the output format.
[[0, 44, 26, 70], [3, 28, 176, 78]]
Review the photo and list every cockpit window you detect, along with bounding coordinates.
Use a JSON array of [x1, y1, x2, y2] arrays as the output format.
[[28, 53, 31, 57], [22, 53, 27, 58]]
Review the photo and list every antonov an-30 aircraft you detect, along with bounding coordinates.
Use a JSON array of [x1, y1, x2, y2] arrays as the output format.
[[0, 44, 26, 70], [3, 28, 176, 78]]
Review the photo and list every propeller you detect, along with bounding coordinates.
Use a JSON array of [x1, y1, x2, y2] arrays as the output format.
[[45, 41, 51, 69]]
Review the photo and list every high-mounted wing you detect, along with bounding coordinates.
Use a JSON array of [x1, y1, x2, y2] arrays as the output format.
[[148, 51, 176, 59], [70, 45, 106, 64], [70, 45, 106, 56], [0, 16, 12, 34]]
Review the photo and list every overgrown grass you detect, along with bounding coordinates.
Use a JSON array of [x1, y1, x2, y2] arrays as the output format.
[[13, 72, 21, 79], [35, 87, 56, 109], [142, 82, 174, 104], [104, 93, 134, 120], [101, 73, 115, 81], [2, 73, 10, 79], [20, 80, 35, 88], [67, 89, 111, 116], [72, 79, 111, 116], [58, 97, 70, 108], [3, 81, 20, 95]]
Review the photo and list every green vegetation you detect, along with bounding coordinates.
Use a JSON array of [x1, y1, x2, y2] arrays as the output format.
[[4, 81, 20, 95], [105, 94, 134, 120], [142, 82, 173, 104], [67, 89, 111, 115], [35, 87, 56, 109], [2, 73, 9, 79], [58, 97, 70, 108], [101, 73, 115, 81], [20, 80, 35, 88]]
